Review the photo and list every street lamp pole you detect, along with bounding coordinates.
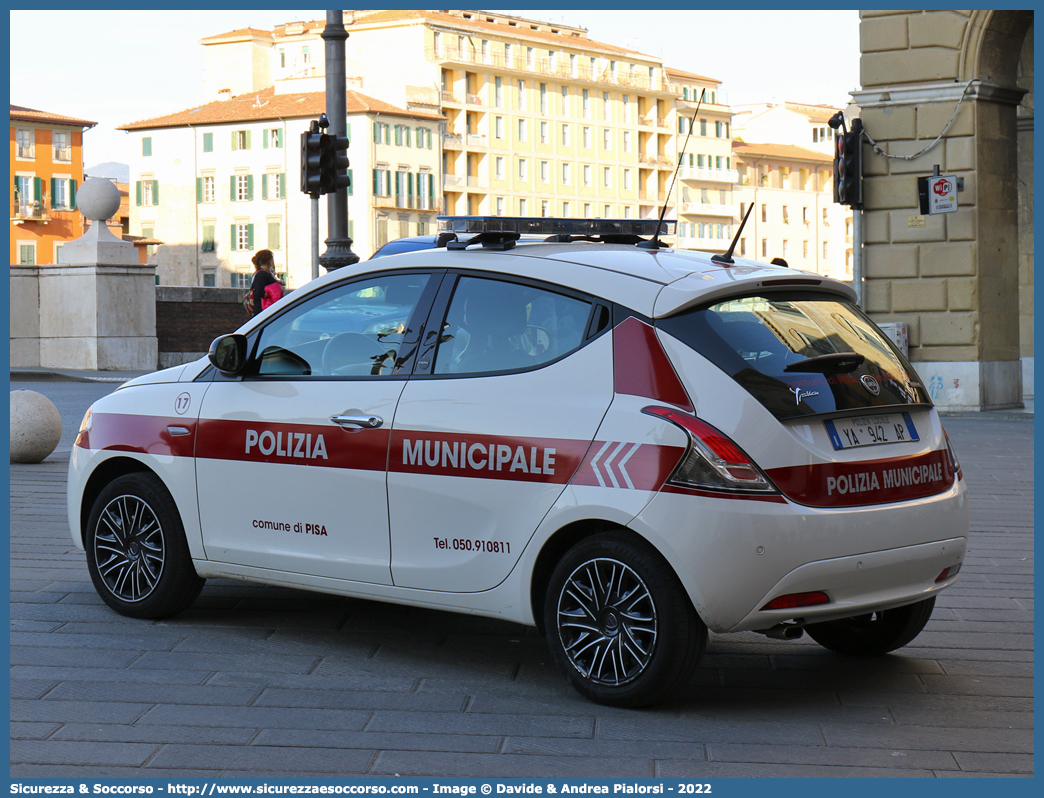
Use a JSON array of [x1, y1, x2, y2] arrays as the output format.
[[319, 10, 359, 271]]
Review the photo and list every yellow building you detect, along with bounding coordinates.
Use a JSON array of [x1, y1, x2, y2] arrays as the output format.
[[200, 10, 737, 246]]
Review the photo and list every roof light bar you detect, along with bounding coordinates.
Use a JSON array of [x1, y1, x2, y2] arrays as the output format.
[[437, 216, 676, 237]]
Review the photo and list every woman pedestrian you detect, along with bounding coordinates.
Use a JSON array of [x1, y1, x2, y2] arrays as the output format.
[[250, 249, 282, 316]]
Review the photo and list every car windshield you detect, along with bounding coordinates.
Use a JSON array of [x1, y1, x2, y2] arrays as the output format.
[[659, 292, 931, 420]]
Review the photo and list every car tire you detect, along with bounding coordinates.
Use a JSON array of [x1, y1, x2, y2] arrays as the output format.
[[544, 530, 706, 707], [85, 472, 204, 619], [805, 597, 936, 656]]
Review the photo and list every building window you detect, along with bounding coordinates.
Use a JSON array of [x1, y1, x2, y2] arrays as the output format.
[[540, 160, 549, 183], [582, 88, 590, 117], [433, 31, 440, 55], [541, 199, 549, 217], [51, 178, 72, 210], [495, 76, 503, 107], [263, 172, 284, 200], [782, 205, 789, 223], [518, 159, 527, 180], [823, 241, 829, 259], [540, 121, 549, 144], [138, 179, 159, 206], [495, 156, 505, 179], [602, 128, 610, 150], [762, 239, 768, 258], [623, 168, 632, 190], [517, 118, 526, 141], [560, 86, 568, 115], [19, 243, 36, 265], [700, 119, 707, 136], [496, 196, 504, 216], [200, 176, 214, 203], [739, 238, 746, 256], [203, 132, 213, 153], [803, 206, 810, 223], [527, 47, 535, 68], [519, 198, 527, 215], [301, 46, 310, 64], [201, 224, 215, 252], [517, 80, 525, 110], [495, 116, 504, 139], [562, 163, 570, 185], [803, 240, 809, 258], [203, 271, 216, 286], [232, 130, 250, 150], [16, 129, 33, 159], [582, 126, 591, 148], [782, 240, 788, 257], [561, 123, 570, 146], [624, 206, 632, 219], [540, 83, 548, 114], [622, 95, 630, 123], [584, 202, 592, 217], [583, 164, 591, 186], [602, 91, 609, 120], [234, 174, 252, 201], [264, 128, 282, 149], [53, 132, 70, 161], [563, 200, 570, 216], [603, 167, 611, 188], [268, 220, 281, 250], [623, 130, 631, 152], [232, 222, 254, 251], [761, 204, 768, 223]]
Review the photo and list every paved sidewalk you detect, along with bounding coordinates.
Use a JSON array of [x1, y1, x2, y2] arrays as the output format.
[[9, 400, 1033, 778]]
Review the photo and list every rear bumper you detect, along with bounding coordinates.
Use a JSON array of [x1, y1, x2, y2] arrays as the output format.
[[729, 536, 965, 633]]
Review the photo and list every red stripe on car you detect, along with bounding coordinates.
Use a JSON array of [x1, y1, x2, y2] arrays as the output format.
[[76, 413, 196, 458], [613, 317, 694, 412], [766, 449, 955, 508]]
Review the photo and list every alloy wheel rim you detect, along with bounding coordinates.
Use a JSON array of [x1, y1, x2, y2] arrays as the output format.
[[556, 557, 657, 686], [93, 494, 165, 602]]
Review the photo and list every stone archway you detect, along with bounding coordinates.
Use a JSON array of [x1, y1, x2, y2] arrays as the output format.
[[854, 10, 1033, 410]]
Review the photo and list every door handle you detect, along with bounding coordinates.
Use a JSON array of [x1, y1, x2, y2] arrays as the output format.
[[330, 414, 384, 429]]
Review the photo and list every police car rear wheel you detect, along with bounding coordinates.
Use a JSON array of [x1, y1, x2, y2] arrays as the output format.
[[85, 473, 204, 619], [544, 531, 705, 707], [805, 597, 936, 656]]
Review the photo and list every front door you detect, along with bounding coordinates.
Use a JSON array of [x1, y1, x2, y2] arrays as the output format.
[[195, 271, 437, 585]]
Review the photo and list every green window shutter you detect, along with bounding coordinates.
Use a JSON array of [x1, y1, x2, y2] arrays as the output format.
[[246, 174, 254, 200], [231, 224, 237, 250], [276, 129, 282, 148], [347, 169, 353, 196], [245, 131, 251, 150], [384, 125, 390, 145], [408, 173, 414, 197], [263, 129, 269, 149], [346, 122, 350, 143], [33, 177, 42, 202], [406, 127, 411, 147], [231, 176, 236, 201], [143, 137, 152, 157], [203, 132, 213, 152], [69, 180, 77, 210], [231, 131, 237, 151], [373, 122, 380, 143], [373, 169, 379, 194], [152, 180, 159, 205], [386, 171, 392, 195], [202, 224, 214, 252], [262, 173, 269, 200], [247, 224, 254, 249], [280, 173, 286, 197], [428, 173, 434, 199], [50, 178, 57, 206], [136, 181, 142, 206], [268, 221, 280, 249], [196, 177, 203, 203]]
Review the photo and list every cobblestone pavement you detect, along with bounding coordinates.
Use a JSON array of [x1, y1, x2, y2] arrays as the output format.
[[9, 383, 1033, 777]]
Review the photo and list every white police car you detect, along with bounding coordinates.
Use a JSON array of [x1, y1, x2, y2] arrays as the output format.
[[68, 216, 967, 707]]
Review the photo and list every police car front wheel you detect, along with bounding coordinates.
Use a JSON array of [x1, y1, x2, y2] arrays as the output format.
[[85, 473, 204, 619], [805, 597, 936, 656], [544, 531, 706, 707]]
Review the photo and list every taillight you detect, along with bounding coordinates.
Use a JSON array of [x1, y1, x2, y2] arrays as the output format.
[[643, 406, 778, 494], [936, 564, 961, 582], [942, 427, 961, 476], [761, 591, 830, 611]]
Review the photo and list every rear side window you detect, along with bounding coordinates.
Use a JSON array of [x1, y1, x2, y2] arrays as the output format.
[[659, 293, 931, 420], [433, 276, 591, 375]]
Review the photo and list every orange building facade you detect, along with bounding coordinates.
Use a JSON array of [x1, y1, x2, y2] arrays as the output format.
[[10, 105, 96, 265]]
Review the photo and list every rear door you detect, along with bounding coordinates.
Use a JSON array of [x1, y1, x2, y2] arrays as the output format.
[[387, 272, 614, 592], [194, 270, 440, 584]]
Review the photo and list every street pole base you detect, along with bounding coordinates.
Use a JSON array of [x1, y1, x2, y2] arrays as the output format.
[[320, 238, 360, 271]]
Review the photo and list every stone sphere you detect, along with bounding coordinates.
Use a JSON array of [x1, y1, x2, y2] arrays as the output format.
[[76, 178, 121, 222], [10, 390, 63, 464]]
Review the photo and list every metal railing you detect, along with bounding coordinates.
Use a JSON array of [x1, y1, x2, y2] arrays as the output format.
[[16, 145, 34, 159], [12, 199, 51, 221], [53, 147, 72, 161]]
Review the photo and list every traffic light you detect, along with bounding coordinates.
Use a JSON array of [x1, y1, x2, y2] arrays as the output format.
[[300, 128, 328, 196], [319, 133, 351, 195], [833, 118, 863, 208]]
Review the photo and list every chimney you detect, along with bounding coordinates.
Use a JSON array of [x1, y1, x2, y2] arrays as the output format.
[[218, 88, 232, 101]]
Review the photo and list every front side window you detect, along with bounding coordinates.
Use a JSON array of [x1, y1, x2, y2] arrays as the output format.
[[433, 276, 592, 375], [659, 293, 931, 420], [255, 273, 432, 378]]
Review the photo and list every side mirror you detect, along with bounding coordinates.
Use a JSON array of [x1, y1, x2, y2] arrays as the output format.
[[208, 334, 248, 375]]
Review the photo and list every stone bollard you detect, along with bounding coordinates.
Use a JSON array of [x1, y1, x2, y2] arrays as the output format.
[[10, 389, 63, 463]]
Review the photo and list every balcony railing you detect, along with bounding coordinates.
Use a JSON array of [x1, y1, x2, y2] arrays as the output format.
[[53, 147, 72, 161], [444, 175, 464, 189], [16, 145, 34, 159], [678, 166, 739, 184], [441, 90, 463, 104], [428, 47, 671, 93], [12, 199, 51, 221], [678, 202, 735, 217]]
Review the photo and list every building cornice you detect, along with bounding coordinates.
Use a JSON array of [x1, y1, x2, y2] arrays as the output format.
[[852, 80, 1027, 109]]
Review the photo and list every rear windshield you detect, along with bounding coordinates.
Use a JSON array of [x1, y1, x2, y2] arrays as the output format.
[[659, 293, 931, 420]]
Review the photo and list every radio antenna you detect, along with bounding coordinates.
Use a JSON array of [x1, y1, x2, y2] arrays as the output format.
[[638, 88, 705, 250]]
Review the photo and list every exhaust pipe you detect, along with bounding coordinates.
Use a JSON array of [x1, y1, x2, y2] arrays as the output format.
[[759, 623, 805, 640]]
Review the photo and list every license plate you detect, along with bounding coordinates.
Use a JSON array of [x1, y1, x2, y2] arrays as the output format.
[[825, 412, 919, 450]]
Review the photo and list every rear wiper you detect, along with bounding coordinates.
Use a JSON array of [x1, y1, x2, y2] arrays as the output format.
[[783, 352, 866, 374]]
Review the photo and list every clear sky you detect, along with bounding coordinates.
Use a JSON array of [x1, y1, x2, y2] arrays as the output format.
[[9, 8, 860, 169]]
